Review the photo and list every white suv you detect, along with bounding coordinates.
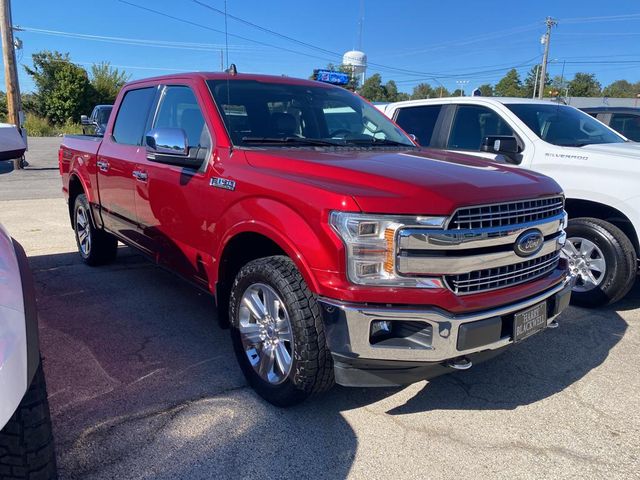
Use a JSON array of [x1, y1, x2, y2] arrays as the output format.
[[383, 97, 640, 307], [0, 160, 57, 478]]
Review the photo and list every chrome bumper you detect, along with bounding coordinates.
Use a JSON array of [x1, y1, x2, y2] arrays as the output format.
[[319, 275, 574, 364]]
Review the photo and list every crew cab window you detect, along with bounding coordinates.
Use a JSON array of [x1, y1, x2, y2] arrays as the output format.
[[154, 86, 211, 148], [394, 105, 442, 147], [506, 103, 625, 146], [610, 113, 640, 142], [447, 105, 514, 150], [112, 87, 156, 145]]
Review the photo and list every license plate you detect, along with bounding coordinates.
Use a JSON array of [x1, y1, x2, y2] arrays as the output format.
[[513, 302, 547, 343]]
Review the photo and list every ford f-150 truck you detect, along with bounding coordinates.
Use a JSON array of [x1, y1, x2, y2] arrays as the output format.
[[59, 73, 572, 406], [383, 97, 640, 307]]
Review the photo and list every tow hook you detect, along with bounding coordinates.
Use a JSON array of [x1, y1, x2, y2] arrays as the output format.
[[445, 356, 473, 370]]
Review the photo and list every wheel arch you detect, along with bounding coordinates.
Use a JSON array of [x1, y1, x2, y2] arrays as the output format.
[[565, 197, 639, 256], [67, 173, 85, 227]]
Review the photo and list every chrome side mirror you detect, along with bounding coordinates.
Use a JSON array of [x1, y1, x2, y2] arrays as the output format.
[[145, 127, 189, 156], [80, 115, 90, 125]]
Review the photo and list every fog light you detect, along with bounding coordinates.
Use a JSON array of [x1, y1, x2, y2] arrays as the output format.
[[371, 320, 392, 337]]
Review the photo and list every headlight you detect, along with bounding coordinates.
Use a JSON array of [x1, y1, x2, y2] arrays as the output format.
[[329, 211, 447, 287]]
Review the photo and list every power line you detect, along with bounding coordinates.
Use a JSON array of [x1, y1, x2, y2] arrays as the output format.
[[117, 0, 340, 63], [560, 13, 640, 24], [16, 26, 265, 52]]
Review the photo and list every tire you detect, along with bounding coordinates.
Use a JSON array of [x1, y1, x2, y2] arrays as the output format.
[[229, 256, 334, 407], [73, 194, 117, 266], [563, 217, 637, 308], [0, 363, 58, 480]]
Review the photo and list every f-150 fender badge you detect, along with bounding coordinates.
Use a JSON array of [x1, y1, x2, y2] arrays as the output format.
[[210, 177, 236, 191]]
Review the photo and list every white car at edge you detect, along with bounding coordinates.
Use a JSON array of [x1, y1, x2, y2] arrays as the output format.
[[383, 97, 640, 307], [0, 158, 57, 478]]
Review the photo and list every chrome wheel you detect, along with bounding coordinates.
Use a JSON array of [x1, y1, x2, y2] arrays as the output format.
[[563, 237, 606, 292], [75, 205, 92, 256], [238, 283, 294, 385]]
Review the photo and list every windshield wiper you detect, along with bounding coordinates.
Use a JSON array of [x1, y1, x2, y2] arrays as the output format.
[[344, 138, 415, 147], [241, 136, 342, 146]]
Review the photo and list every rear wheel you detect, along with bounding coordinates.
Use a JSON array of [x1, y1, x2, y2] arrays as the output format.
[[74, 194, 117, 266], [229, 256, 334, 407], [0, 363, 58, 479], [563, 217, 636, 307]]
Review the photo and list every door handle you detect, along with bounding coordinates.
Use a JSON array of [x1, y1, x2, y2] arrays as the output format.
[[96, 160, 109, 172], [132, 170, 148, 182]]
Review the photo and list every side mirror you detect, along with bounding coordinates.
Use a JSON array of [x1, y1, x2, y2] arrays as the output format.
[[481, 135, 520, 163], [0, 160, 15, 175], [145, 128, 204, 169], [80, 115, 90, 125]]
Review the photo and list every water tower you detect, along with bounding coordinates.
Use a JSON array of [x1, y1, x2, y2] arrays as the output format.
[[343, 50, 367, 85]]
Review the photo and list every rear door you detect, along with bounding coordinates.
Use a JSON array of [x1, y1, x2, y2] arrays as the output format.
[[96, 86, 157, 248], [133, 83, 214, 287]]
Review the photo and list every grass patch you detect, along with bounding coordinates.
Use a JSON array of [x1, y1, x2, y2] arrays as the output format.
[[24, 115, 83, 137]]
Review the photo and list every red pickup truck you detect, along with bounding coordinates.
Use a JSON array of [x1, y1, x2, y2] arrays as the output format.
[[60, 72, 573, 406]]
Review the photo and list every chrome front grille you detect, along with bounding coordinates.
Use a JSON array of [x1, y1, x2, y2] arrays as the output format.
[[449, 196, 564, 230], [444, 252, 561, 295]]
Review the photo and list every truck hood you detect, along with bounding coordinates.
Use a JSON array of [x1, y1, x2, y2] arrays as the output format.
[[244, 147, 562, 215], [579, 142, 640, 160]]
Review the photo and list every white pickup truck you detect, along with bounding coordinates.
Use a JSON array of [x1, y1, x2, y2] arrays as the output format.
[[0, 159, 57, 478], [383, 97, 640, 307]]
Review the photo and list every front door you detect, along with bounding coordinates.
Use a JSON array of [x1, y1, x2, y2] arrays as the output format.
[[97, 86, 157, 251], [134, 84, 214, 287]]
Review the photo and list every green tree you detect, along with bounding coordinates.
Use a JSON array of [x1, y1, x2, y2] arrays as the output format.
[[477, 84, 494, 96], [568, 72, 601, 97], [358, 74, 388, 101], [523, 65, 549, 98], [411, 83, 436, 99], [494, 69, 524, 97], [0, 91, 7, 122], [602, 80, 640, 98], [451, 88, 463, 97], [548, 75, 568, 97], [24, 50, 94, 124], [91, 62, 129, 105]]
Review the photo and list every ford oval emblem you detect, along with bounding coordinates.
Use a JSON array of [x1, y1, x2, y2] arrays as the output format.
[[514, 229, 544, 257]]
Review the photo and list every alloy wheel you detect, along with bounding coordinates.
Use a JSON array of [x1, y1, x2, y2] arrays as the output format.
[[563, 237, 606, 292], [76, 205, 92, 256], [238, 283, 294, 385]]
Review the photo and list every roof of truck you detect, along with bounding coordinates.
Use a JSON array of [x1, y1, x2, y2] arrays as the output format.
[[385, 97, 566, 110], [124, 71, 329, 88]]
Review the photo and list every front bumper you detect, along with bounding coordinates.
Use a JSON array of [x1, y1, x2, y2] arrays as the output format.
[[318, 275, 574, 387]]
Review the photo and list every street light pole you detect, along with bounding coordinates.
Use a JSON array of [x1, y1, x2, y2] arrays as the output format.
[[538, 16, 557, 99]]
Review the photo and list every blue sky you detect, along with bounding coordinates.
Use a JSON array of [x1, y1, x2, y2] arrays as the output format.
[[5, 0, 640, 94]]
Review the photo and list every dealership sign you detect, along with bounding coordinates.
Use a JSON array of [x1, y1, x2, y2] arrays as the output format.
[[313, 69, 350, 85]]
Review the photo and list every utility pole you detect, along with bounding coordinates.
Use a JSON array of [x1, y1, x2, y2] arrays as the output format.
[[0, 0, 23, 168], [537, 16, 557, 99]]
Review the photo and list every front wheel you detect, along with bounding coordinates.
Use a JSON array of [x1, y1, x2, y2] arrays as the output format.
[[229, 256, 334, 407], [563, 217, 636, 308]]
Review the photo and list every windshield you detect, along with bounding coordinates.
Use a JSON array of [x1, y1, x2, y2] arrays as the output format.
[[506, 103, 625, 147], [206, 79, 415, 148]]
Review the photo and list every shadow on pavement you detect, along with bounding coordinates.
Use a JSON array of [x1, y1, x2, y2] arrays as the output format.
[[27, 248, 627, 478]]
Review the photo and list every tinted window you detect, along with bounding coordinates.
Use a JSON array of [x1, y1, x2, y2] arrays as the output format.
[[610, 113, 640, 142], [448, 105, 514, 150], [507, 103, 625, 146], [154, 86, 210, 148], [394, 105, 442, 147], [207, 79, 414, 148], [112, 88, 156, 145]]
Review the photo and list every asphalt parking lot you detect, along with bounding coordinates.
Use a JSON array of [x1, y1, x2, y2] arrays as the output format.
[[1, 137, 639, 479]]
